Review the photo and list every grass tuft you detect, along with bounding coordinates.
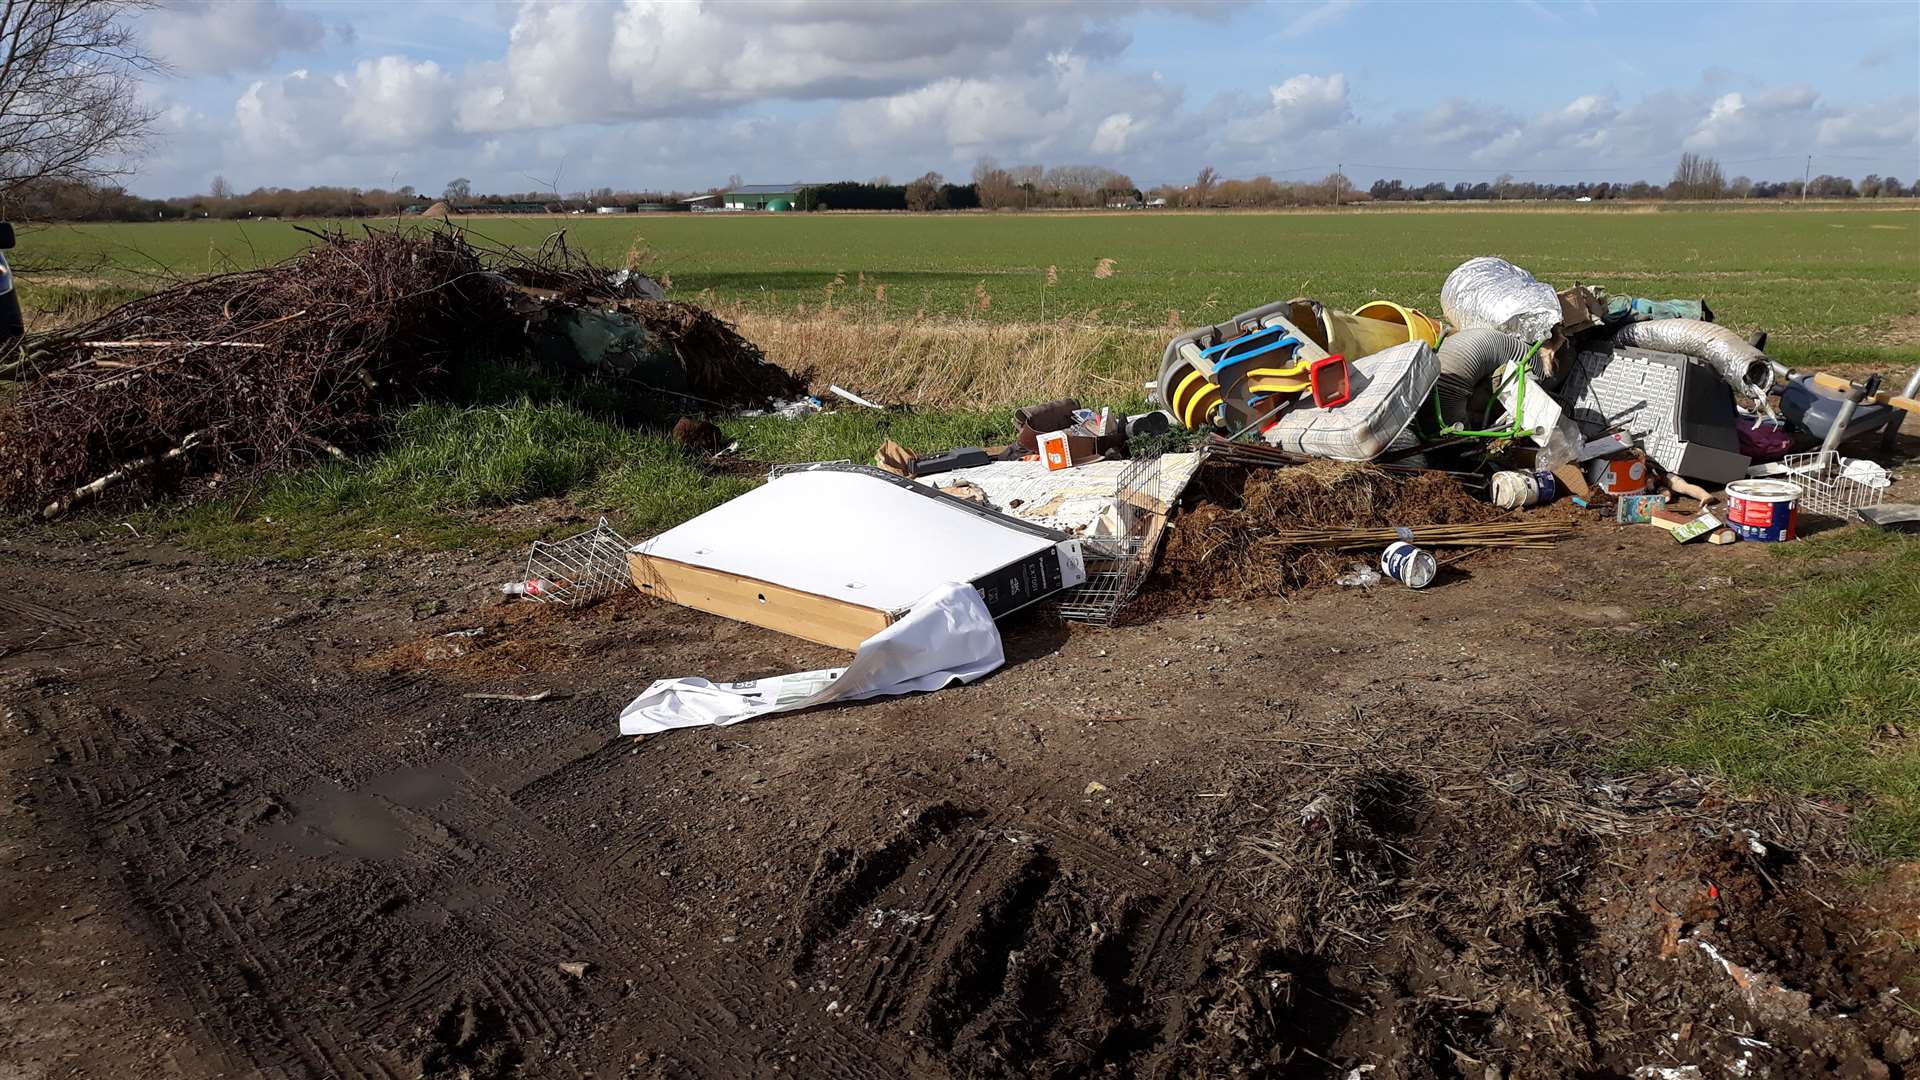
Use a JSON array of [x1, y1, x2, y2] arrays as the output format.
[[1624, 531, 1920, 856], [147, 400, 759, 557]]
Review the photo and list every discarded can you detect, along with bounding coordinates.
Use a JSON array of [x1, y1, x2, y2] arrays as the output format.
[[1379, 541, 1437, 589], [1725, 479, 1800, 542], [1490, 469, 1559, 509]]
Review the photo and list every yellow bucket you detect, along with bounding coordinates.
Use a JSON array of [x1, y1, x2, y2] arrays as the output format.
[[1352, 300, 1443, 348]]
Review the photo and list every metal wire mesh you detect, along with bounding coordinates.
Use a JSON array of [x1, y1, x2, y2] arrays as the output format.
[[522, 517, 634, 607], [1779, 452, 1890, 519], [1052, 455, 1166, 626]]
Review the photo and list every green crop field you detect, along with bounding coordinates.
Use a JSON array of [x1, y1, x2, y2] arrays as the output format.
[[18, 205, 1920, 369]]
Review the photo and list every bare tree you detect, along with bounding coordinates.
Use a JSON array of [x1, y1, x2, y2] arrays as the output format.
[[1190, 165, 1218, 207], [903, 171, 946, 212], [208, 174, 232, 200], [0, 0, 160, 200], [443, 177, 471, 201], [1669, 153, 1725, 200]]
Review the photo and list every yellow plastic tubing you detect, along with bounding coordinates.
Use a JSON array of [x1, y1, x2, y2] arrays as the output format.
[[1350, 300, 1444, 349]]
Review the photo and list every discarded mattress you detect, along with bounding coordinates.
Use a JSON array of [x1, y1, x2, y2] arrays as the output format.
[[619, 581, 1004, 734], [629, 464, 1086, 650], [1261, 340, 1438, 460], [915, 453, 1202, 538]]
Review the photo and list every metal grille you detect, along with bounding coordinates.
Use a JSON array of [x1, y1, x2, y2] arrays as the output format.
[[1052, 455, 1165, 626], [1779, 452, 1890, 519], [523, 517, 634, 607]]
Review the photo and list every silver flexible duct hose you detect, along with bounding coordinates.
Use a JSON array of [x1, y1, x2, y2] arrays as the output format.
[[1435, 328, 1532, 428], [1610, 319, 1772, 403]]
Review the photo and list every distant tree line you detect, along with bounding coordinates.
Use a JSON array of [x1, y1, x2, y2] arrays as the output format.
[[2, 152, 1911, 223], [797, 175, 981, 211], [1356, 154, 1911, 205]]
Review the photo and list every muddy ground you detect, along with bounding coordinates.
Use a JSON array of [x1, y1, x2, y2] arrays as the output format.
[[3, 465, 1919, 1079]]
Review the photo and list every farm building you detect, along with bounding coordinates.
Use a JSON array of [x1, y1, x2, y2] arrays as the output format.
[[724, 184, 807, 211]]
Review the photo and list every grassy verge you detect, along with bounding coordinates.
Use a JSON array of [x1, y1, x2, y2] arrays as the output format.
[[1624, 529, 1920, 856], [143, 400, 758, 558], [139, 392, 1051, 559]]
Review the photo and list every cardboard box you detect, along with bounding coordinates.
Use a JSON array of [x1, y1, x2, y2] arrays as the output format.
[[1037, 430, 1097, 471]]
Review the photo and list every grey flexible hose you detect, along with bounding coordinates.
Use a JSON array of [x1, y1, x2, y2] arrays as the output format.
[[1610, 319, 1771, 400], [1435, 328, 1532, 429]]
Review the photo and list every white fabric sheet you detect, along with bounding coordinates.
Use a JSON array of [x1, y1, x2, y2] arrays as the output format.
[[618, 582, 1003, 734]]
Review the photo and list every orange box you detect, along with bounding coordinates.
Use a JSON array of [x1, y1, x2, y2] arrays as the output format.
[[1039, 430, 1074, 471]]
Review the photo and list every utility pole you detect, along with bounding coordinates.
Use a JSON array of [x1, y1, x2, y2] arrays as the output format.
[[1802, 155, 1811, 203], [1335, 163, 1344, 207]]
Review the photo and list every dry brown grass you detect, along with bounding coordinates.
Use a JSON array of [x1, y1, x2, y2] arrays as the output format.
[[15, 278, 145, 331], [718, 303, 1163, 409]]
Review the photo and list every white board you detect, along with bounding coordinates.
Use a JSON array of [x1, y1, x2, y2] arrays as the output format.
[[634, 468, 1080, 613]]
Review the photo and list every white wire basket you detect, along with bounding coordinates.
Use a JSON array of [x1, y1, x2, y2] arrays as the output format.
[[522, 517, 634, 607], [1778, 452, 1890, 519], [1051, 455, 1166, 626]]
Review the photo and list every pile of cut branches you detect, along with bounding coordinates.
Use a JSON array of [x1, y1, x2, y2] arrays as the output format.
[[0, 226, 801, 517]]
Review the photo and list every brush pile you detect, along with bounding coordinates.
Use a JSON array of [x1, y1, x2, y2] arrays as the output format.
[[1158, 461, 1508, 600], [0, 227, 803, 517]]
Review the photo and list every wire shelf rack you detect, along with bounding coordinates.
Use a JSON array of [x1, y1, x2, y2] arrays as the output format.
[[523, 517, 634, 607], [1052, 455, 1166, 626], [1779, 452, 1890, 519]]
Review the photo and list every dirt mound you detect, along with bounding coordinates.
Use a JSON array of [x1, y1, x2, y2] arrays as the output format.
[[1156, 461, 1503, 602], [774, 718, 1908, 1078]]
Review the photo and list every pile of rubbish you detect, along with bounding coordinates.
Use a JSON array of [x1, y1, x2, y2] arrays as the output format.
[[0, 227, 802, 518], [501, 255, 1914, 734]]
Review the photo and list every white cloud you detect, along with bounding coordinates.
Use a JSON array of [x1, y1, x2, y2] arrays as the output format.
[[1684, 83, 1820, 154], [237, 59, 458, 156], [1222, 73, 1353, 144], [146, 1, 326, 76], [455, 0, 1148, 133], [836, 54, 1189, 169], [1816, 96, 1920, 150], [1092, 113, 1138, 154]]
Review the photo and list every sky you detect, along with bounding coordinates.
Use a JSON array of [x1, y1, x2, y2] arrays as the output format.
[[126, 0, 1920, 199]]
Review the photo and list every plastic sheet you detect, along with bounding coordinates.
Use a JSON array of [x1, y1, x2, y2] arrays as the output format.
[[1610, 319, 1771, 407], [1440, 257, 1561, 344], [618, 582, 1003, 733]]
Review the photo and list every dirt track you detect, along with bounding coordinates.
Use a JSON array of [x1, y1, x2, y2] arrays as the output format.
[[3, 509, 1917, 1078]]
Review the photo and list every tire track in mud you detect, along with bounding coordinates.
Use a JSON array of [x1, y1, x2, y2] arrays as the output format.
[[20, 609, 799, 1079], [788, 776, 1234, 1078], [16, 563, 1244, 1079]]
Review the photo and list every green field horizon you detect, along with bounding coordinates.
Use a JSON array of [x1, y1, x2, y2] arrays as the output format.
[[17, 205, 1920, 371]]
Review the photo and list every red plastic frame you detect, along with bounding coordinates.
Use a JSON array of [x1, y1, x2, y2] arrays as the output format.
[[1309, 354, 1351, 408]]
